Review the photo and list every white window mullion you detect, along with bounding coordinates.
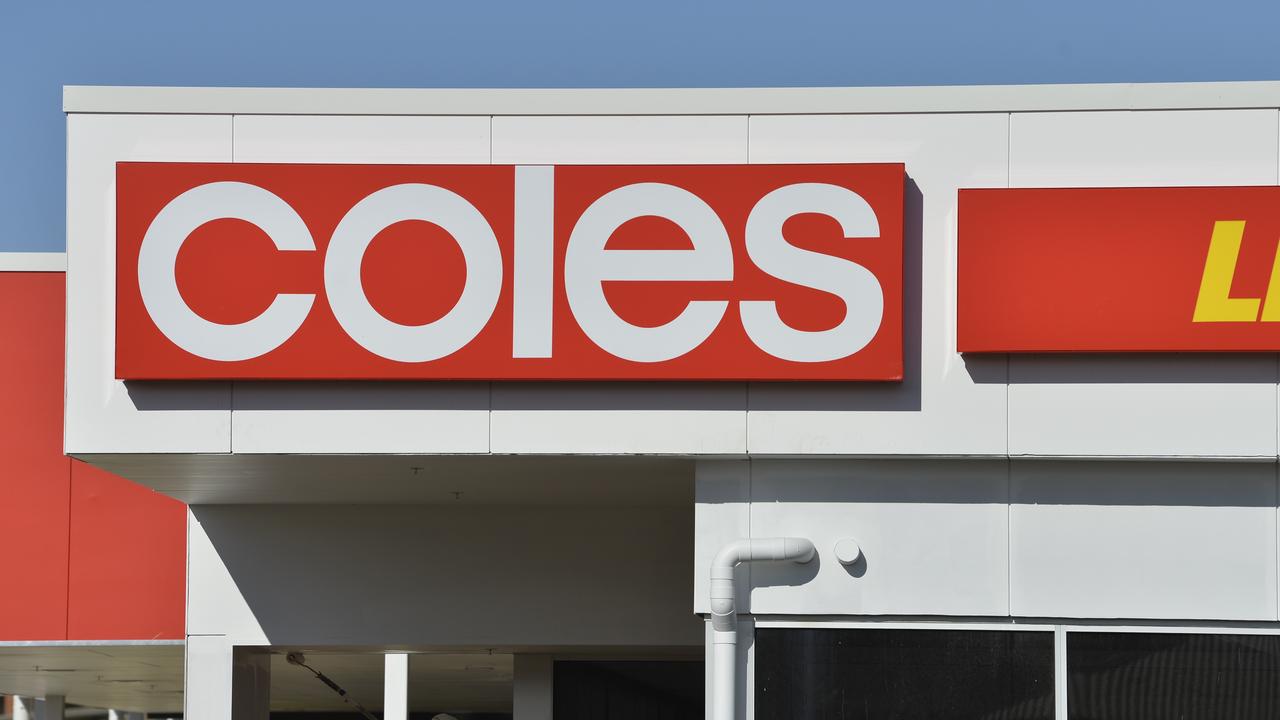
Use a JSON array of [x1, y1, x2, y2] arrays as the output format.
[[1054, 625, 1068, 720]]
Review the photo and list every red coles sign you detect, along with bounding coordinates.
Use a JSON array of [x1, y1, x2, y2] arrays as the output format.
[[958, 186, 1280, 353], [116, 163, 904, 380]]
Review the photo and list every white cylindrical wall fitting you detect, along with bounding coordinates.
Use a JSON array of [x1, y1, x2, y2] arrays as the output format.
[[834, 537, 862, 565], [710, 537, 816, 720]]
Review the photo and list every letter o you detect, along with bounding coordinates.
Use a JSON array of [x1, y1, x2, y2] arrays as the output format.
[[324, 184, 503, 362]]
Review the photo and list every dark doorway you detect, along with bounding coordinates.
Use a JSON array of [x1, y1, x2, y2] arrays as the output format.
[[755, 628, 1055, 720], [553, 660, 703, 720], [1068, 632, 1280, 719]]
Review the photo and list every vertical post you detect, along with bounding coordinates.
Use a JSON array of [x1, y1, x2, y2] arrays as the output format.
[[512, 654, 554, 720], [384, 653, 409, 720], [13, 696, 34, 720], [185, 636, 270, 720], [186, 636, 233, 720], [1055, 626, 1068, 720]]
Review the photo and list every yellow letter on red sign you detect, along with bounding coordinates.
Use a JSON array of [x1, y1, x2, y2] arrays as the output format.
[[1193, 220, 1259, 323]]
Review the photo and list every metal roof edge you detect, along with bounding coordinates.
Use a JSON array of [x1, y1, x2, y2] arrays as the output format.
[[0, 252, 67, 272], [0, 639, 184, 647], [63, 81, 1280, 116]]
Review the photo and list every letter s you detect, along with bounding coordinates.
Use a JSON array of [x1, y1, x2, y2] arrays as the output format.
[[137, 181, 316, 361], [740, 183, 884, 362]]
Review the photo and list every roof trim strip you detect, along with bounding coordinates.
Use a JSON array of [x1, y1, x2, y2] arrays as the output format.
[[64, 82, 1280, 116], [0, 252, 67, 272]]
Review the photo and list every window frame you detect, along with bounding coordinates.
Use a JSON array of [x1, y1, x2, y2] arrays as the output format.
[[751, 619, 1280, 720]]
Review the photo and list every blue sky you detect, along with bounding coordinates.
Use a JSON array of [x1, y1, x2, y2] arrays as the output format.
[[4, 0, 1280, 252]]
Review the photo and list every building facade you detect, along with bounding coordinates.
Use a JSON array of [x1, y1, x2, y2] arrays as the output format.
[[26, 80, 1280, 718]]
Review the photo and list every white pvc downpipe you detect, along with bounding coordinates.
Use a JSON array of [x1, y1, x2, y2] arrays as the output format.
[[710, 537, 815, 720]]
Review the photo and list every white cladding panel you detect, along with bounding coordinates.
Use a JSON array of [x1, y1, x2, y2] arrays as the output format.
[[186, 509, 267, 643], [693, 461, 752, 615], [746, 113, 1008, 455], [1008, 461, 1279, 620], [1007, 109, 1280, 459], [1009, 109, 1280, 187], [231, 115, 491, 164], [745, 460, 1010, 617], [490, 383, 747, 454], [65, 113, 234, 454], [1008, 356, 1278, 458], [184, 635, 236, 720], [696, 459, 1280, 621], [491, 115, 749, 164], [230, 383, 490, 454], [228, 115, 492, 454]]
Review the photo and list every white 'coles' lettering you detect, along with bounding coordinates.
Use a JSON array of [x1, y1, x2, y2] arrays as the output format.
[[136, 167, 885, 364]]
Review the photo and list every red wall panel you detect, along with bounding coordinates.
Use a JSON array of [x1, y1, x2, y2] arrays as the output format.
[[0, 269, 186, 641], [67, 461, 185, 640], [0, 272, 70, 640]]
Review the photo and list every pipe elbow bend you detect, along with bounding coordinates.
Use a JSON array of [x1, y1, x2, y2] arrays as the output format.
[[706, 536, 814, 720], [707, 536, 816, 630], [711, 539, 753, 577], [711, 537, 816, 575]]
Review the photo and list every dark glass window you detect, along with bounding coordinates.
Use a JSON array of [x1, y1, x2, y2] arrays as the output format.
[[755, 628, 1054, 720], [1068, 632, 1280, 719], [553, 660, 703, 720]]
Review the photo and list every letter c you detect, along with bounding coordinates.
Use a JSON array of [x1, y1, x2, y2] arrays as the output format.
[[137, 181, 316, 362]]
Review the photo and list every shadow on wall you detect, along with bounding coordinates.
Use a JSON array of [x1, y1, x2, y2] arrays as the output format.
[[124, 380, 231, 411], [739, 457, 1278, 507], [992, 353, 1280, 385], [192, 503, 702, 648]]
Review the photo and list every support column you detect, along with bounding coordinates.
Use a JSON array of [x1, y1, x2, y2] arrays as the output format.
[[384, 654, 409, 720], [186, 636, 233, 720], [185, 636, 270, 720], [513, 655, 553, 720], [13, 696, 34, 720]]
